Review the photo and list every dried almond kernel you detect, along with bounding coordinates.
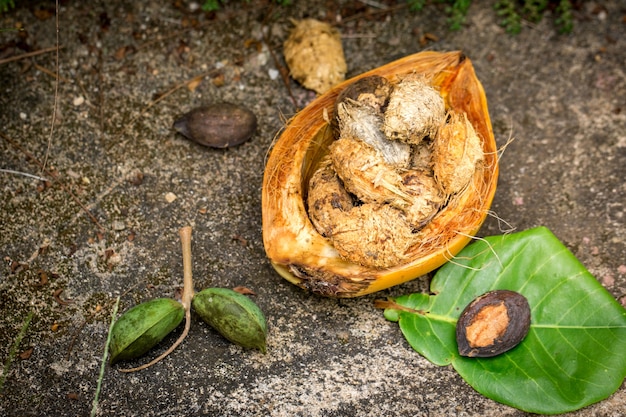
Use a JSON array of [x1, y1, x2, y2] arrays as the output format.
[[456, 290, 531, 358]]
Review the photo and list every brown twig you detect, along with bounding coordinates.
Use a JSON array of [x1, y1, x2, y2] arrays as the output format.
[[34, 64, 72, 83], [41, 0, 61, 176], [0, 46, 61, 66], [338, 3, 408, 25], [373, 298, 426, 315]]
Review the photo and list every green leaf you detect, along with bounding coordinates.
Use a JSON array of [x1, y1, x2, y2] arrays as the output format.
[[383, 227, 626, 414]]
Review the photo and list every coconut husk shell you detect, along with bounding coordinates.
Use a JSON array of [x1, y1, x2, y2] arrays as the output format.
[[262, 51, 498, 297]]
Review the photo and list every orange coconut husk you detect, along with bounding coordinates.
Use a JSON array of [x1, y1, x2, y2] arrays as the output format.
[[262, 51, 499, 297]]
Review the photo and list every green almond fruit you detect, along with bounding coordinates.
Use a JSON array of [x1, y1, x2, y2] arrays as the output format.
[[109, 298, 185, 364], [192, 288, 267, 353]]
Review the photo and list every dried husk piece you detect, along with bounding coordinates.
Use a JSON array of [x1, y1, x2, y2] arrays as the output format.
[[400, 170, 445, 229], [334, 74, 392, 114], [283, 19, 347, 94], [307, 158, 420, 268], [433, 111, 484, 195], [410, 140, 434, 171], [330, 136, 409, 205], [330, 203, 417, 268], [331, 75, 393, 136], [307, 157, 354, 237], [383, 75, 446, 145], [324, 133, 443, 232], [336, 100, 412, 168], [262, 51, 498, 297]]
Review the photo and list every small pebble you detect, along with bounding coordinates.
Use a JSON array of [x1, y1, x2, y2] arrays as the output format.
[[268, 68, 279, 80], [602, 274, 615, 287], [165, 192, 177, 203], [112, 220, 126, 231]]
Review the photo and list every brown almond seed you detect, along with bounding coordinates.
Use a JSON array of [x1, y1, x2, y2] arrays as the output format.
[[456, 290, 531, 358], [173, 103, 257, 148]]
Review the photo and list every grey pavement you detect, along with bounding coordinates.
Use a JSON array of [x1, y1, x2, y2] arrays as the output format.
[[0, 1, 624, 416]]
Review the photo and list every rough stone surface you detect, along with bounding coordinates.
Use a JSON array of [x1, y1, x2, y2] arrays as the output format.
[[0, 1, 624, 416]]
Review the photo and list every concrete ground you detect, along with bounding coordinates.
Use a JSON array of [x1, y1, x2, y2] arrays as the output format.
[[1, 0, 624, 416]]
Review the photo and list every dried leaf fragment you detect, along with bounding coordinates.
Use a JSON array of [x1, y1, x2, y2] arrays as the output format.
[[284, 19, 347, 94]]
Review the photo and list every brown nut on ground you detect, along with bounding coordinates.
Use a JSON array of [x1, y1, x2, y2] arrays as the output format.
[[173, 103, 257, 148], [456, 290, 531, 358]]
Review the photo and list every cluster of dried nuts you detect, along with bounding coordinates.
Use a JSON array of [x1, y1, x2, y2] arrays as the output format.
[[307, 74, 483, 269]]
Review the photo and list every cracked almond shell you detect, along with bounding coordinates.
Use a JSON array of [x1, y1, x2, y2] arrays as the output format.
[[262, 51, 499, 297], [456, 290, 531, 358]]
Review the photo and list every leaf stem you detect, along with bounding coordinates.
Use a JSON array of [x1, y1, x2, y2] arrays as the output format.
[[91, 296, 119, 416], [179, 226, 195, 310], [374, 298, 427, 315]]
